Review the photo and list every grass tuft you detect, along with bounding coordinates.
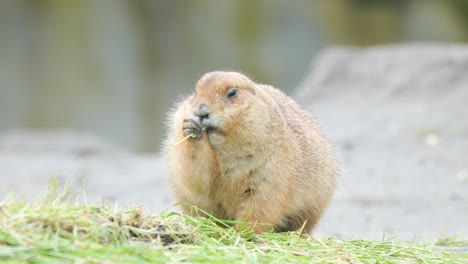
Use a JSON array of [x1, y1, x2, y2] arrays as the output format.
[[0, 180, 467, 263]]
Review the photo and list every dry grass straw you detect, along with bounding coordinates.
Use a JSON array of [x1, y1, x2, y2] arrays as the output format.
[[174, 126, 207, 146]]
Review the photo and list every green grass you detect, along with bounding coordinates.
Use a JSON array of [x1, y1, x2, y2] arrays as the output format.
[[0, 181, 467, 263]]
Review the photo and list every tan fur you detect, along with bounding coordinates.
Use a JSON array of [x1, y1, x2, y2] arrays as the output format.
[[164, 71, 336, 234]]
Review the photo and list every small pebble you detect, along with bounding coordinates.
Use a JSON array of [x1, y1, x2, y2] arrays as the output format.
[[425, 133, 440, 147], [456, 169, 468, 184]]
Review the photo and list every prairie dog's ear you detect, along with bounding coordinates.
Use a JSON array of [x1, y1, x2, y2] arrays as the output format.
[[237, 75, 256, 95], [246, 85, 256, 95]]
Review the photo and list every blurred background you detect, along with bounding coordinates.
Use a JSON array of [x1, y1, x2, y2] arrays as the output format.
[[1, 0, 468, 151], [2, 0, 468, 240]]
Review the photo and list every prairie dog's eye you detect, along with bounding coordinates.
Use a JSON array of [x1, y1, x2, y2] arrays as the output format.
[[227, 87, 238, 98]]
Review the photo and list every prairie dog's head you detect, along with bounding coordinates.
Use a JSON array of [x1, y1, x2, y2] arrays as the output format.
[[188, 71, 263, 142]]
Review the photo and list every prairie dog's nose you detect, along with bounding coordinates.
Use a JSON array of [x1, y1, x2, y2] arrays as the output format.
[[194, 103, 210, 118]]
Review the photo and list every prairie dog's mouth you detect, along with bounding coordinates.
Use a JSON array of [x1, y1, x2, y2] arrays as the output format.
[[201, 118, 219, 135], [204, 126, 218, 134]]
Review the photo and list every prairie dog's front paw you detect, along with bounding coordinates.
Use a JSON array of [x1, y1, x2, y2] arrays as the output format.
[[182, 118, 202, 138]]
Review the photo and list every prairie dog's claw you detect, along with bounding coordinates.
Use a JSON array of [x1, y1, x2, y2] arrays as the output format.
[[182, 118, 202, 138]]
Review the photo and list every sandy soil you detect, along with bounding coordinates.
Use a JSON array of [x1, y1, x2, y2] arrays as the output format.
[[296, 44, 468, 240], [1, 44, 467, 241]]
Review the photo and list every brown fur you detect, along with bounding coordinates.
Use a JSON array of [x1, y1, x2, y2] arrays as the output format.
[[164, 71, 336, 234]]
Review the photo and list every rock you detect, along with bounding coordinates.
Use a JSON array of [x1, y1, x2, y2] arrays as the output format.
[[295, 44, 468, 240]]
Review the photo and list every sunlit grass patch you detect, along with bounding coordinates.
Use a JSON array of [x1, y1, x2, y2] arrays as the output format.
[[0, 180, 466, 263]]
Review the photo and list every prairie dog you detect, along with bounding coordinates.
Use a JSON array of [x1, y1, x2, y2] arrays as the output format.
[[164, 71, 336, 234]]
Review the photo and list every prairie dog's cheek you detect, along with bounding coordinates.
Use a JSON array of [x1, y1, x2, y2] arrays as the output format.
[[206, 132, 225, 146]]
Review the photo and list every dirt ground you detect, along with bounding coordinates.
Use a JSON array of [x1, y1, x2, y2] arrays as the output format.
[[1, 44, 467, 241], [296, 44, 468, 240]]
